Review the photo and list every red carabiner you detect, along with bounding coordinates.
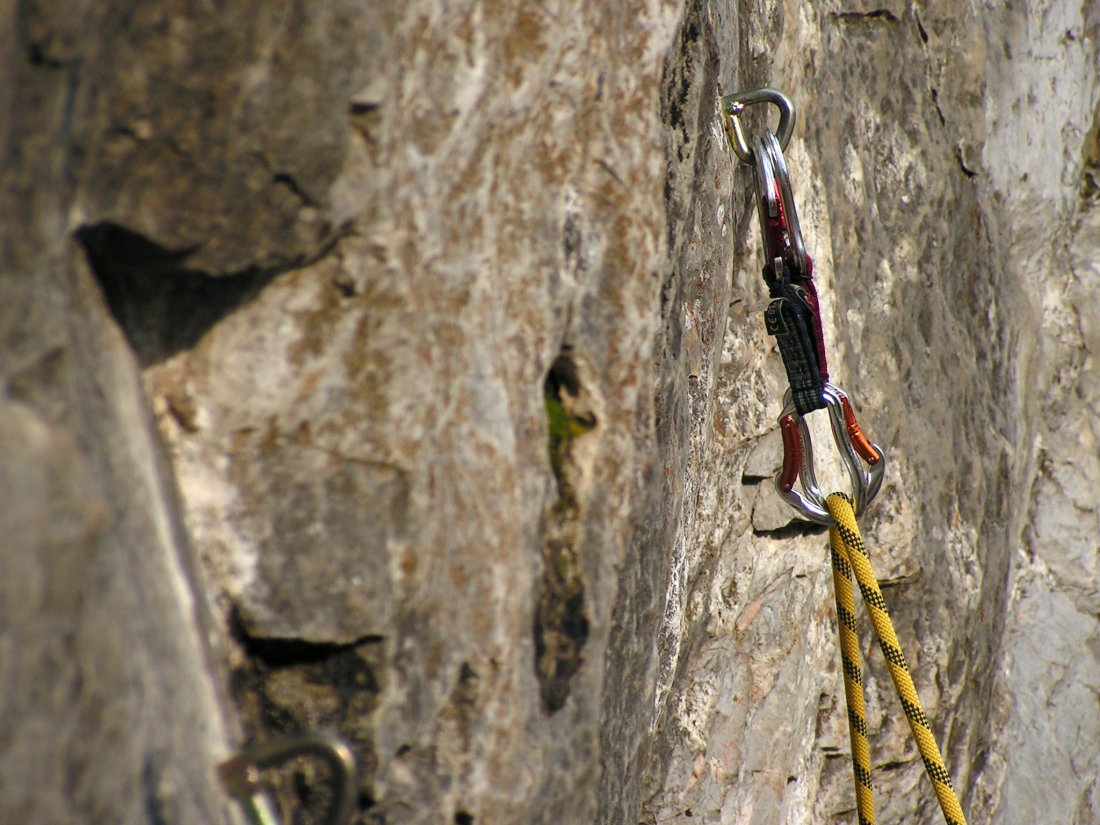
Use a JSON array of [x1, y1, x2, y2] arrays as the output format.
[[778, 413, 803, 494]]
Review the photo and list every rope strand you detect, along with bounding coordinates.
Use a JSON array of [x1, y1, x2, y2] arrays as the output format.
[[825, 493, 968, 825], [831, 537, 876, 824]]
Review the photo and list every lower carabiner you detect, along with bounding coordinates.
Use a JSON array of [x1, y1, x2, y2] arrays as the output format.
[[774, 383, 886, 524]]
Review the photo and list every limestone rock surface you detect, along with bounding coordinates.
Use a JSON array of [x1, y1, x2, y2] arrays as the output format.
[[2, 1, 1099, 824]]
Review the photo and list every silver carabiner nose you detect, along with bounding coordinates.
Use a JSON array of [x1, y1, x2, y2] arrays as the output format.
[[775, 383, 886, 525], [721, 87, 796, 165]]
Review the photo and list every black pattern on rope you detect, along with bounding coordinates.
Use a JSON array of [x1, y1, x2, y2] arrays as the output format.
[[923, 756, 953, 787], [854, 763, 873, 788], [836, 604, 858, 633], [842, 654, 863, 684], [835, 522, 863, 551], [880, 641, 908, 670], [901, 697, 931, 729], [858, 583, 888, 613], [831, 547, 853, 578]]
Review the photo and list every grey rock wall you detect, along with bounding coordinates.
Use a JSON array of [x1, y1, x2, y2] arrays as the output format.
[[2, 1, 1098, 824]]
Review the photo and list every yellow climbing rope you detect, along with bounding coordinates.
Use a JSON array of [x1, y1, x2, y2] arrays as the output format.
[[829, 502, 876, 823], [825, 493, 967, 825]]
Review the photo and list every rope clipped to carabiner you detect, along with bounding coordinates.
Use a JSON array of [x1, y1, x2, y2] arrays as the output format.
[[827, 494, 968, 825], [722, 88, 968, 825]]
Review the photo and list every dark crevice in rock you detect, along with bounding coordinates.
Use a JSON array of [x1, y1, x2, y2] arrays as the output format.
[[831, 9, 901, 24], [663, 9, 700, 145], [915, 11, 930, 44], [562, 213, 582, 271], [227, 607, 384, 821], [348, 101, 381, 117], [228, 605, 384, 671], [349, 99, 384, 150], [142, 752, 171, 825], [954, 146, 978, 179], [454, 812, 475, 824], [533, 575, 589, 714], [878, 758, 911, 772], [752, 520, 828, 539], [535, 350, 594, 715], [358, 790, 377, 812], [1079, 104, 1100, 199], [439, 661, 481, 754], [661, 174, 677, 255], [76, 222, 284, 366], [929, 86, 947, 127], [543, 351, 596, 508], [272, 172, 320, 208], [27, 41, 66, 69], [660, 1, 704, 180], [236, 629, 387, 669]]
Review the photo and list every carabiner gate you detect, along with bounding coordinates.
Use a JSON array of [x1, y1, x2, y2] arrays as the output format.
[[752, 131, 810, 280], [776, 383, 885, 524], [761, 130, 809, 277]]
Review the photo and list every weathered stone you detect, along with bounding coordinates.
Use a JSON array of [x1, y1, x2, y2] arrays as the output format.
[[1, 5, 234, 824], [649, 3, 1100, 825], [143, 1, 694, 821]]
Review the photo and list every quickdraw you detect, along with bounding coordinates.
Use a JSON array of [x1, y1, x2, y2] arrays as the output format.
[[721, 88, 968, 825], [721, 89, 883, 524], [727, 88, 829, 417]]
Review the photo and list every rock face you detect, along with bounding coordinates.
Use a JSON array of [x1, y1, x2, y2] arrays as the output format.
[[2, 1, 1098, 824]]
